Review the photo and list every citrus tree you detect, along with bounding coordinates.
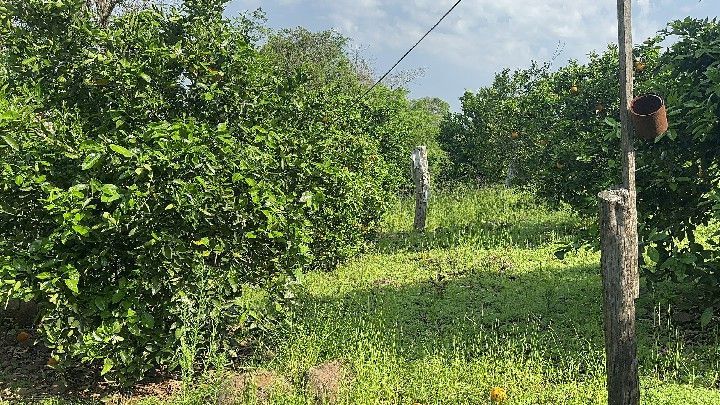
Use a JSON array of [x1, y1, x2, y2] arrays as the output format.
[[439, 18, 720, 321], [0, 0, 431, 382]]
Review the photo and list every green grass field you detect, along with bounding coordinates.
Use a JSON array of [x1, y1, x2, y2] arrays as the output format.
[[233, 187, 720, 404], [5, 187, 720, 404]]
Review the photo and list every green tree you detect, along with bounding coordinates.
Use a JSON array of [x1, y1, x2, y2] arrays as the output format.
[[0, 0, 407, 382], [262, 26, 449, 193], [438, 18, 720, 318]]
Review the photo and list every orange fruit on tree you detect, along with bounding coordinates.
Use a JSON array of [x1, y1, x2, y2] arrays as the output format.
[[634, 60, 646, 73], [510, 131, 520, 140], [47, 357, 59, 367], [570, 85, 579, 95], [16, 331, 31, 344]]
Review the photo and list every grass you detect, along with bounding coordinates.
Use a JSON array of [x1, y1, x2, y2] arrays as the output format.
[[4, 186, 719, 404], [241, 186, 720, 404]]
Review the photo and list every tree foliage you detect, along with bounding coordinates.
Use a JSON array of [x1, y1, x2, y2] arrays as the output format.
[[438, 18, 720, 317], [262, 28, 448, 192], [0, 0, 441, 382]]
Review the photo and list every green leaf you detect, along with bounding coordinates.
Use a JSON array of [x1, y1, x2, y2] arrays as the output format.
[[700, 307, 713, 329], [72, 224, 89, 236], [111, 290, 126, 304], [64, 278, 79, 294], [82, 153, 102, 170], [647, 246, 660, 263], [109, 144, 133, 158], [299, 191, 313, 206], [94, 296, 108, 311], [139, 72, 152, 83], [193, 237, 209, 246], [603, 117, 619, 128], [140, 313, 155, 328], [2, 135, 19, 151], [101, 358, 114, 376], [100, 184, 121, 203]]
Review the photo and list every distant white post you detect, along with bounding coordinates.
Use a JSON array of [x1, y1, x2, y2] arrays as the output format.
[[411, 146, 429, 231]]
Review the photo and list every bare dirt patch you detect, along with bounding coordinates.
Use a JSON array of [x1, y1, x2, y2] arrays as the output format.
[[0, 324, 183, 404], [306, 360, 354, 404], [217, 370, 291, 404]]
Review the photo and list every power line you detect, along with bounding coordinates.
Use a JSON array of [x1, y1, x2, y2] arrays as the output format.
[[352, 0, 464, 107]]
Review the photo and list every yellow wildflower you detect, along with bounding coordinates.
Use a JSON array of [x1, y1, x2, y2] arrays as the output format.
[[490, 387, 507, 403]]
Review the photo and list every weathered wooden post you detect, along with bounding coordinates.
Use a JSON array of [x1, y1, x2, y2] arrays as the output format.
[[599, 190, 639, 404], [504, 156, 517, 188], [598, 1, 640, 404], [411, 146, 429, 231]]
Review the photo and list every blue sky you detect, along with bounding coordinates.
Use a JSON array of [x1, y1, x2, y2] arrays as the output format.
[[225, 1, 719, 110]]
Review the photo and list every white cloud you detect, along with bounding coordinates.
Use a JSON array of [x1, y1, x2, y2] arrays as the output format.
[[229, 0, 668, 71], [310, 0, 665, 72], [226, 0, 720, 107]]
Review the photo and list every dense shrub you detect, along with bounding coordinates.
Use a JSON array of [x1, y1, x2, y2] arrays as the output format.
[[262, 28, 450, 193], [438, 18, 720, 318], [644, 18, 720, 320], [0, 0, 413, 382], [1, 98, 315, 378]]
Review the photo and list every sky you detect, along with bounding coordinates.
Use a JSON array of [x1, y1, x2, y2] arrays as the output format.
[[225, 0, 719, 111]]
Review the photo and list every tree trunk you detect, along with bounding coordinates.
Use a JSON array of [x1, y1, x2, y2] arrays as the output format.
[[411, 146, 429, 231], [617, 0, 639, 298]]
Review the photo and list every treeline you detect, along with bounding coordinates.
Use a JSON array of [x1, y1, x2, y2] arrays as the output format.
[[0, 0, 447, 382], [437, 18, 720, 323]]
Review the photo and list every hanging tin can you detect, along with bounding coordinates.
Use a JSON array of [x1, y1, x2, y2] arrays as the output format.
[[630, 94, 668, 140]]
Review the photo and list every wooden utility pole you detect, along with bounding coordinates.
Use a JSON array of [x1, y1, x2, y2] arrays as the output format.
[[618, 1, 638, 243], [598, 1, 640, 404], [86, 0, 120, 27], [411, 146, 430, 231]]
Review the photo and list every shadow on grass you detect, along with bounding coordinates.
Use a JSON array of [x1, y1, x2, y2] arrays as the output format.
[[298, 261, 602, 362], [374, 215, 582, 253], [285, 259, 720, 391]]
